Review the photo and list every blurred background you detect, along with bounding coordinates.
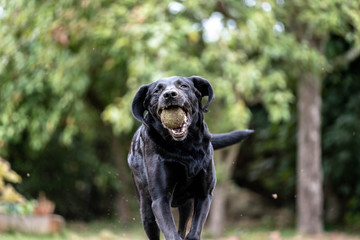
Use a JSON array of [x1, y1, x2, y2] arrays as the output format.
[[0, 0, 360, 238]]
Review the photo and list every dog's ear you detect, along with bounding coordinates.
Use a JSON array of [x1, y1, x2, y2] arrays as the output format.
[[132, 84, 149, 126], [188, 76, 214, 112]]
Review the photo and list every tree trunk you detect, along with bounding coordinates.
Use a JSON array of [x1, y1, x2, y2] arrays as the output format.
[[208, 146, 239, 237], [111, 134, 131, 222], [297, 73, 323, 234], [209, 183, 227, 237]]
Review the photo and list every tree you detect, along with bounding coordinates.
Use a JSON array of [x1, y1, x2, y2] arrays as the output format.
[[215, 0, 360, 234], [0, 0, 136, 220], [286, 1, 360, 233], [232, 34, 360, 229]]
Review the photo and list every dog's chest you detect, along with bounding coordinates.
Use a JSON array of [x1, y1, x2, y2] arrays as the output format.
[[171, 170, 208, 207], [158, 146, 211, 177]]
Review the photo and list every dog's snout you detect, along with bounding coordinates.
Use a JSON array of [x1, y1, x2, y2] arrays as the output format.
[[163, 90, 178, 99]]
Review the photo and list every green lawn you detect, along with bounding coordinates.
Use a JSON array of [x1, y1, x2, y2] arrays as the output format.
[[0, 220, 145, 240], [0, 221, 359, 240]]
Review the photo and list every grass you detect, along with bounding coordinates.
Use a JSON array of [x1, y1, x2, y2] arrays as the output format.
[[0, 220, 359, 240], [0, 220, 145, 240]]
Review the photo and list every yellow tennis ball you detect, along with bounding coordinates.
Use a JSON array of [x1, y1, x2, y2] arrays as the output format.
[[160, 107, 186, 129]]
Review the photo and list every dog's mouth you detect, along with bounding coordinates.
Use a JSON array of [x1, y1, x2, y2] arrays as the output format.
[[158, 106, 191, 141]]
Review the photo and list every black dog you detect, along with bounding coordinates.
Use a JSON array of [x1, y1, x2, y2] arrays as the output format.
[[128, 76, 253, 240]]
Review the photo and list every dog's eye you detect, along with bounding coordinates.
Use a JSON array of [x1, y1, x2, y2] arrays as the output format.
[[154, 89, 161, 94], [180, 84, 189, 89]]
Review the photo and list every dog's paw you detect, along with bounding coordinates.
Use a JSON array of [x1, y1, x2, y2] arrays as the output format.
[[185, 234, 200, 240]]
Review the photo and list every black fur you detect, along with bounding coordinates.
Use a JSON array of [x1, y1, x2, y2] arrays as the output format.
[[211, 129, 254, 150], [128, 76, 252, 240]]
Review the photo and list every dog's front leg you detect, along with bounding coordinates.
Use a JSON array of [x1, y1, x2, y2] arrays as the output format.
[[152, 196, 182, 240], [186, 195, 212, 240]]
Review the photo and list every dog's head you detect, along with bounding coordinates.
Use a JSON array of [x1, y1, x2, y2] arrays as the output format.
[[132, 76, 214, 141]]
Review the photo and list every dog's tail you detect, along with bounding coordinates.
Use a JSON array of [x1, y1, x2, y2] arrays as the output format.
[[211, 129, 254, 150]]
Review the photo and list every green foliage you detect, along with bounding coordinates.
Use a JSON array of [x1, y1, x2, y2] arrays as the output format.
[[0, 200, 37, 216], [322, 37, 360, 227], [0, 0, 90, 151], [0, 0, 133, 218], [102, 0, 300, 134], [10, 132, 125, 220], [233, 105, 297, 202]]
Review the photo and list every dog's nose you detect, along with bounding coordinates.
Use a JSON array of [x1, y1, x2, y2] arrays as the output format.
[[163, 90, 178, 99]]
